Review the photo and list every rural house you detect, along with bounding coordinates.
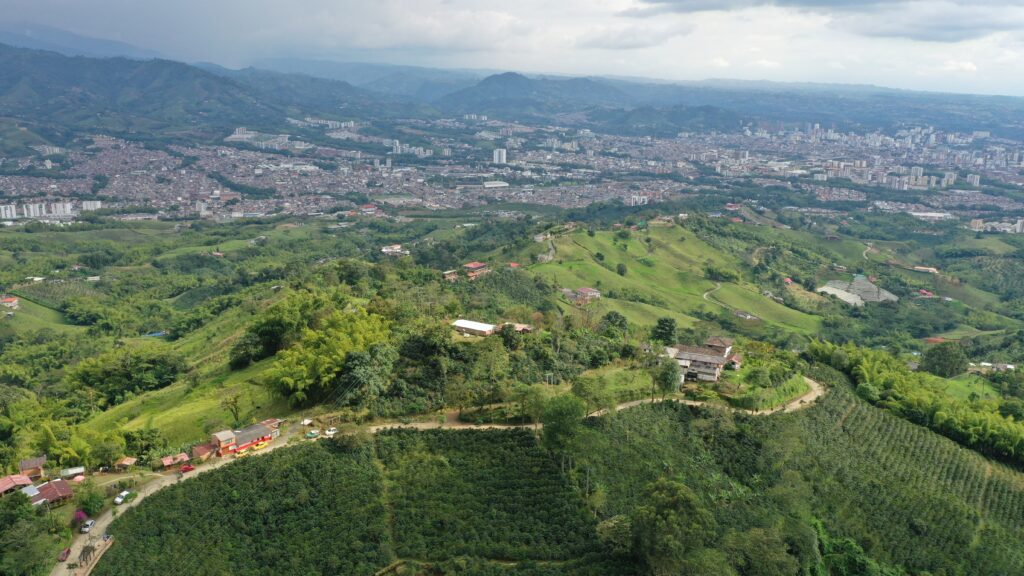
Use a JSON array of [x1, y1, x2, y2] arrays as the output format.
[[19, 456, 46, 480]]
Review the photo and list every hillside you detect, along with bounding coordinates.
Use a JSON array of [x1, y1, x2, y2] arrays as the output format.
[[95, 381, 1024, 575], [0, 43, 279, 138]]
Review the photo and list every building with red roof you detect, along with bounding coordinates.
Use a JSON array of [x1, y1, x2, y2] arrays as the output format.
[[0, 474, 32, 496]]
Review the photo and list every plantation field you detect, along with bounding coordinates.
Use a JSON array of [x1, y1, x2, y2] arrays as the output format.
[[97, 442, 394, 576], [99, 430, 612, 575], [532, 228, 821, 333], [570, 380, 1024, 575], [377, 429, 597, 561]]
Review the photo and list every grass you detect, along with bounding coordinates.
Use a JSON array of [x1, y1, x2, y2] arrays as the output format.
[[530, 228, 820, 333], [937, 373, 1002, 402], [0, 296, 83, 335], [79, 359, 294, 447], [724, 373, 811, 411]]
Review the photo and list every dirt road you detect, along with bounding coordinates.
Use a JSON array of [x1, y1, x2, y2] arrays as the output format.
[[49, 426, 299, 576]]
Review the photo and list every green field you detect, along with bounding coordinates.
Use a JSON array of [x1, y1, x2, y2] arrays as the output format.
[[531, 228, 821, 333]]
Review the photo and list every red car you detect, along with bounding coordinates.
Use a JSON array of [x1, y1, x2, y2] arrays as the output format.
[[180, 464, 195, 473], [58, 548, 71, 562]]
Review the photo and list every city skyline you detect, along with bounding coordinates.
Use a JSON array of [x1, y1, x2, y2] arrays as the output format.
[[3, 0, 1024, 96]]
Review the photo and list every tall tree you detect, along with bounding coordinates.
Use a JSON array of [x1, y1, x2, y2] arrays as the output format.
[[652, 317, 678, 345], [631, 478, 716, 576]]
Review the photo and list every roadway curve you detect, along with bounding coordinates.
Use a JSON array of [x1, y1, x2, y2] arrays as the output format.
[[67, 378, 825, 574]]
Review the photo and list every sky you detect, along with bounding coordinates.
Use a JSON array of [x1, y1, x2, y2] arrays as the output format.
[[4, 0, 1024, 95]]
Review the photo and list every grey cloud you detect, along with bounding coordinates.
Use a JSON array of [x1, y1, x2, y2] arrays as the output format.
[[576, 24, 694, 50], [629, 0, 1024, 42]]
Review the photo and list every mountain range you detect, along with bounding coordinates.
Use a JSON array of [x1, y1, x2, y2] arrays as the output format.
[[3, 25, 1024, 152]]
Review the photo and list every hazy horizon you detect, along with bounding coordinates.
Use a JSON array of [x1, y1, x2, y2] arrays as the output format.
[[2, 0, 1024, 97]]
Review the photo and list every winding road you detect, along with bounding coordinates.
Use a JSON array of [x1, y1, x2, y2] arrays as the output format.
[[57, 378, 826, 575]]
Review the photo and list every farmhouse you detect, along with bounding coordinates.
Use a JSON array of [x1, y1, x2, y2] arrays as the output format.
[[453, 319, 496, 337], [160, 453, 191, 468], [573, 287, 601, 304], [0, 474, 32, 496], [463, 261, 491, 281], [27, 479, 73, 506], [211, 422, 278, 457], [1, 297, 18, 310], [19, 456, 46, 481], [665, 337, 741, 383], [381, 244, 410, 256]]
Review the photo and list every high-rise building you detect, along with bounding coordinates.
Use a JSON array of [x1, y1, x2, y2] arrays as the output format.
[[967, 174, 982, 187], [0, 205, 17, 219], [81, 200, 103, 211], [493, 148, 507, 164], [22, 203, 46, 218]]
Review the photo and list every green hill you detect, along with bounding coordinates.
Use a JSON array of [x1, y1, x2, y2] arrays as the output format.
[[531, 227, 822, 334]]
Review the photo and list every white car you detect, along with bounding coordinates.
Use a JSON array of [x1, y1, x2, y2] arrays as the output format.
[[80, 519, 96, 534], [325, 427, 338, 438], [114, 490, 131, 505]]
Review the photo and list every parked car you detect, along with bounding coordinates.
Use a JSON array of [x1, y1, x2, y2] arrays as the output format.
[[80, 519, 96, 534], [180, 464, 195, 473], [325, 427, 338, 438], [58, 547, 71, 562], [114, 490, 131, 505], [305, 429, 320, 439]]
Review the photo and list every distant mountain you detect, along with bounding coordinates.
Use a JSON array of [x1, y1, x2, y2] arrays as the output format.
[[0, 43, 278, 140], [0, 22, 159, 60], [252, 57, 485, 100], [437, 72, 633, 118], [196, 64, 402, 117], [588, 105, 746, 137]]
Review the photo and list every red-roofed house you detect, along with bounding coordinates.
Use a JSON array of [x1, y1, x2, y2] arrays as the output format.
[[574, 287, 601, 305], [463, 261, 491, 281], [1, 297, 18, 310], [0, 474, 32, 496], [32, 479, 73, 506], [160, 453, 190, 469]]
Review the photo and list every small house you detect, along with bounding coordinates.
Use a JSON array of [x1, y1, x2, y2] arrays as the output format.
[[1, 297, 18, 310], [160, 453, 190, 469], [0, 474, 32, 496], [452, 319, 496, 337], [114, 456, 137, 470], [59, 466, 85, 479], [443, 270, 459, 282], [19, 456, 46, 481], [31, 479, 73, 506], [463, 262, 491, 281], [574, 287, 601, 304]]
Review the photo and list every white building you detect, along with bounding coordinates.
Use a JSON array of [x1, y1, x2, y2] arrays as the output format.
[[81, 201, 103, 211], [493, 148, 507, 164], [0, 205, 16, 220]]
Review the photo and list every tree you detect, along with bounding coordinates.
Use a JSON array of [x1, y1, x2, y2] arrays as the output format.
[[631, 478, 716, 576], [266, 308, 390, 406], [336, 343, 398, 406], [616, 263, 628, 276], [723, 527, 800, 576], [652, 360, 681, 399], [921, 342, 969, 378], [652, 317, 677, 345], [596, 515, 633, 556], [541, 394, 587, 452], [75, 479, 105, 517], [599, 311, 628, 337], [221, 392, 242, 426], [571, 376, 615, 415]]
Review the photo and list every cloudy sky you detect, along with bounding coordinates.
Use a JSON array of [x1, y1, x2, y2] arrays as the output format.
[[5, 0, 1024, 95]]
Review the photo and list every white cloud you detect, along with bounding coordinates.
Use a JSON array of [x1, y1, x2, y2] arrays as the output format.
[[940, 60, 978, 72], [4, 0, 1024, 94]]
